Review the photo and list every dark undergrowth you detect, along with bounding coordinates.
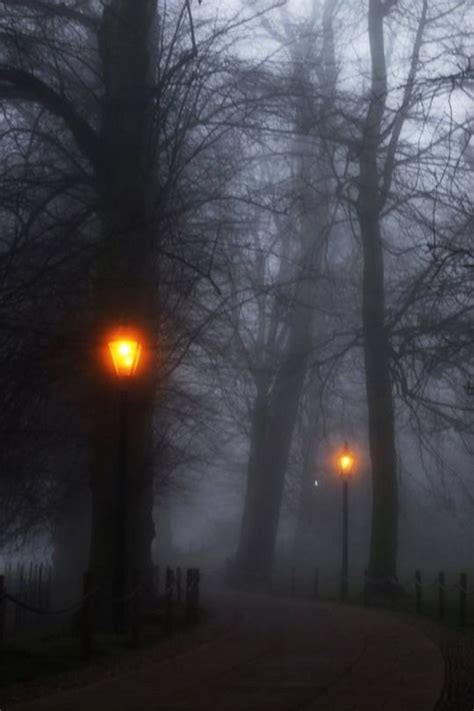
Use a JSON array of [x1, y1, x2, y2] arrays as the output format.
[[0, 605, 210, 707]]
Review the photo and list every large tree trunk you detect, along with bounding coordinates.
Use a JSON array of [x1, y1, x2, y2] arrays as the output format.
[[359, 204, 398, 583], [234, 374, 270, 585], [292, 376, 321, 566], [52, 478, 91, 606], [87, 0, 159, 626], [236, 294, 315, 585], [235, 124, 322, 586], [235, 0, 337, 587], [358, 0, 398, 586]]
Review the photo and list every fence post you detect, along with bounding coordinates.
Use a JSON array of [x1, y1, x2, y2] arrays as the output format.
[[32, 563, 39, 628], [290, 567, 295, 598], [313, 568, 319, 601], [46, 565, 52, 611], [81, 571, 93, 661], [165, 566, 174, 637], [176, 567, 182, 606], [14, 563, 23, 636], [0, 575, 5, 642], [193, 568, 200, 624], [438, 572, 445, 622], [38, 563, 43, 606], [415, 570, 422, 615], [26, 562, 33, 632], [363, 570, 369, 606], [459, 572, 467, 628], [186, 568, 200, 625], [130, 570, 141, 648], [185, 569, 192, 624], [37, 563, 43, 635]]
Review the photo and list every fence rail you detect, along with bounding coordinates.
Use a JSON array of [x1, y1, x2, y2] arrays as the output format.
[[0, 561, 52, 639], [0, 563, 201, 661], [279, 566, 473, 627]]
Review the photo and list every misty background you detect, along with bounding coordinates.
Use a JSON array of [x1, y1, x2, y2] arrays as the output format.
[[0, 0, 472, 610]]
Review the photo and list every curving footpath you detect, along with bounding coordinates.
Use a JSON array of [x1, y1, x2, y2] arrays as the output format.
[[12, 593, 444, 711]]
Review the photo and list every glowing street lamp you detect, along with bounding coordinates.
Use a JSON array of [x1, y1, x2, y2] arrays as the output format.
[[107, 330, 143, 632], [339, 445, 354, 478], [108, 338, 142, 378], [337, 442, 355, 602]]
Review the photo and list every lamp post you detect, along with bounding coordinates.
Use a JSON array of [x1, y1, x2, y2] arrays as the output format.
[[107, 334, 142, 632], [338, 442, 355, 602]]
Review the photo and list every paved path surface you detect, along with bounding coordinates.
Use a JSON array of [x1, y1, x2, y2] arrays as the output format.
[[13, 594, 444, 711]]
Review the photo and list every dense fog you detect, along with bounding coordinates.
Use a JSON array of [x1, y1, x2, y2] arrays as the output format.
[[0, 0, 473, 611]]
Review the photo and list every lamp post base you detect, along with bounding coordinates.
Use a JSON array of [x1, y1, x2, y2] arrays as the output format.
[[340, 478, 349, 602]]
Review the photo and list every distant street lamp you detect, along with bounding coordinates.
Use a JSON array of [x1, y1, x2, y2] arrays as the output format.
[[337, 441, 355, 602], [107, 332, 142, 632]]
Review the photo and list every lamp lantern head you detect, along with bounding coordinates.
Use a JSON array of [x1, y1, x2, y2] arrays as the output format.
[[107, 335, 142, 378], [338, 441, 355, 478]]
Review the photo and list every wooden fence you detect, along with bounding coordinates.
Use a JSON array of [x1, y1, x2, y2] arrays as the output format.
[[280, 566, 473, 627], [0, 561, 52, 639], [0, 562, 201, 661]]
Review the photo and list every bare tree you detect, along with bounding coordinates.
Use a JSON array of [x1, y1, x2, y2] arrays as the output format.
[[0, 0, 263, 623]]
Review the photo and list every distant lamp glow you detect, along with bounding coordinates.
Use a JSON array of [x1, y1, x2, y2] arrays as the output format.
[[108, 337, 142, 377], [338, 442, 355, 477], [314, 480, 319, 487]]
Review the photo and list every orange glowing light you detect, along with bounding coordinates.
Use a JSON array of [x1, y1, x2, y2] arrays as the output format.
[[338, 442, 355, 477], [108, 338, 142, 377]]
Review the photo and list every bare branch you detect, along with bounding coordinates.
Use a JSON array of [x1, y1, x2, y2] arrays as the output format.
[[0, 66, 99, 167], [0, 0, 99, 31]]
